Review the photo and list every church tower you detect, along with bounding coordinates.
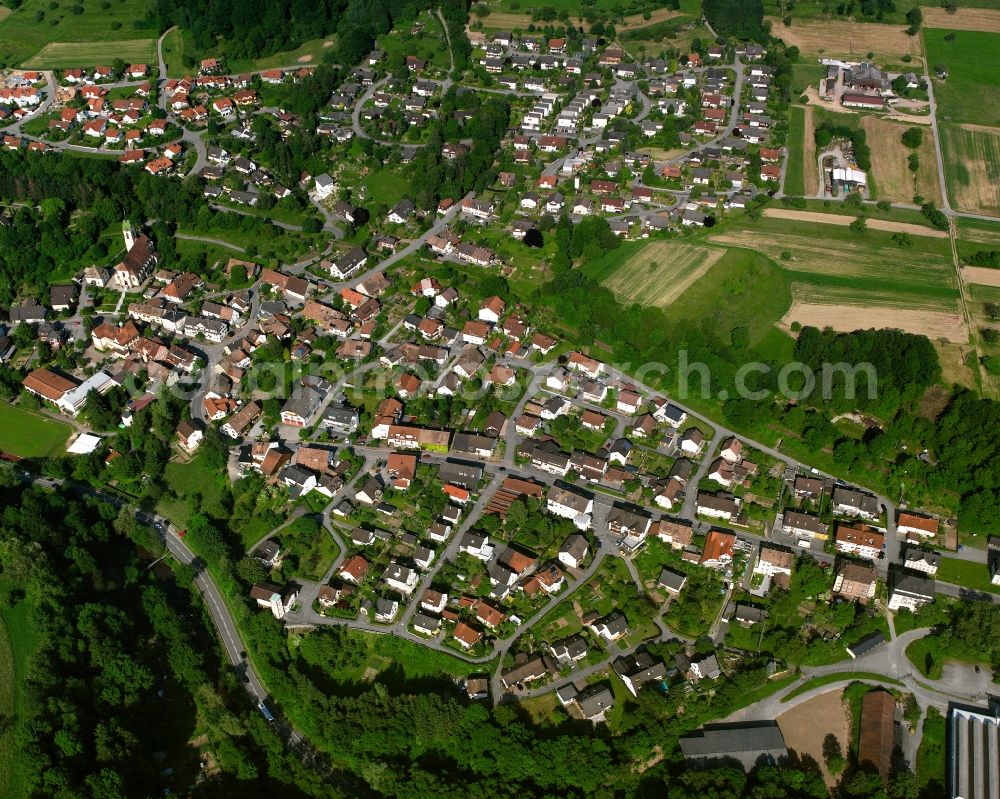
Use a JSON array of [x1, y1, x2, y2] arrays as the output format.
[[122, 218, 137, 252]]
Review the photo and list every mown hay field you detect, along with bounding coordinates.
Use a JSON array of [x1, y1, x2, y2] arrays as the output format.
[[941, 124, 1000, 217], [861, 116, 943, 205], [600, 242, 725, 309], [711, 218, 958, 304], [768, 16, 922, 59], [921, 6, 1000, 32], [23, 38, 156, 68], [0, 0, 155, 67]]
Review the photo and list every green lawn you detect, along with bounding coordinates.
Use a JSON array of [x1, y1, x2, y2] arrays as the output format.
[[669, 246, 793, 346], [785, 106, 807, 197], [160, 27, 184, 76], [936, 556, 1000, 594], [0, 593, 41, 799], [364, 168, 413, 208], [0, 0, 157, 68], [218, 36, 335, 74], [790, 63, 825, 96], [581, 239, 647, 284], [158, 451, 229, 527], [781, 671, 902, 702], [924, 29, 1000, 127], [0, 403, 72, 458]]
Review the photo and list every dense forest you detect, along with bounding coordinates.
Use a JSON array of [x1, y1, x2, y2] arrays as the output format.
[[702, 0, 767, 43], [0, 473, 332, 799], [154, 0, 470, 70], [793, 326, 940, 413]]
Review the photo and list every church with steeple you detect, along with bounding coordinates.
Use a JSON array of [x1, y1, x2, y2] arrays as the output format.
[[112, 219, 158, 288]]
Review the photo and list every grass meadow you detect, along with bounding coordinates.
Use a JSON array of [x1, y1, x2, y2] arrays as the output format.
[[924, 28, 1000, 127], [0, 404, 72, 457], [0, 0, 157, 67]]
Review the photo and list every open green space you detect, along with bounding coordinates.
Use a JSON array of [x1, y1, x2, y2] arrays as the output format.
[[159, 26, 183, 75], [0, 403, 72, 458], [924, 28, 1000, 127], [781, 671, 902, 702], [363, 168, 413, 209], [0, 593, 41, 799], [785, 106, 807, 196], [666, 246, 794, 349], [0, 0, 158, 67], [936, 555, 1000, 594], [223, 36, 335, 73], [790, 63, 825, 96], [711, 216, 961, 311], [157, 450, 229, 528]]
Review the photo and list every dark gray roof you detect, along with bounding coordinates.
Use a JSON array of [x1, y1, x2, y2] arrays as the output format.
[[847, 630, 886, 657], [680, 722, 787, 759], [657, 568, 687, 591], [892, 568, 935, 598], [903, 546, 941, 568], [576, 684, 614, 719]]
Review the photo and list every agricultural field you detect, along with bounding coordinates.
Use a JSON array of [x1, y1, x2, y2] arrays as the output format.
[[781, 300, 967, 342], [958, 216, 1000, 245], [777, 690, 851, 789], [0, 404, 72, 458], [860, 116, 943, 205], [476, 0, 691, 29], [711, 217, 965, 342], [940, 124, 1000, 217], [590, 241, 725, 310], [712, 216, 957, 296], [761, 208, 946, 238], [785, 106, 808, 196], [0, 0, 157, 68], [962, 267, 1000, 288], [921, 6, 1000, 32], [924, 29, 1000, 126], [23, 39, 155, 68], [768, 17, 923, 61]]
